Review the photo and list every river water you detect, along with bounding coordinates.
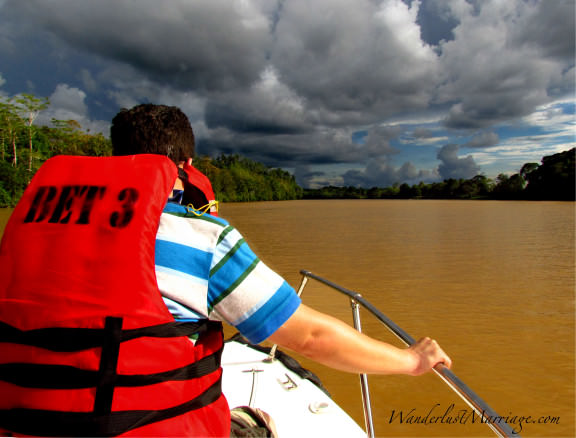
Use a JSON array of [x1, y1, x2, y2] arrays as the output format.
[[1, 200, 574, 437]]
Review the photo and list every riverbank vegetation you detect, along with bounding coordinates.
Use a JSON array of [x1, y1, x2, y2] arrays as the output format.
[[1, 93, 573, 206], [194, 155, 302, 202], [304, 148, 575, 201]]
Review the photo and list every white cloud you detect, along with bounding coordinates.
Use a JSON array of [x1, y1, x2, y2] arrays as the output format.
[[35, 84, 108, 134], [522, 99, 576, 128], [205, 66, 309, 135], [436, 0, 573, 129], [270, 0, 440, 123], [45, 84, 88, 120]]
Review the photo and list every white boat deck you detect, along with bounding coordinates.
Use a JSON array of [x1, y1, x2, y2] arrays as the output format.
[[221, 340, 367, 438]]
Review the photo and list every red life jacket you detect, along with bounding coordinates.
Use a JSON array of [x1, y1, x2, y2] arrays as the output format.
[[0, 155, 230, 437], [181, 161, 219, 216]]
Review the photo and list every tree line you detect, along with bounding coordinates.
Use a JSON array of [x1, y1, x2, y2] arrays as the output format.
[[304, 148, 575, 201], [194, 154, 302, 202], [1, 92, 573, 206]]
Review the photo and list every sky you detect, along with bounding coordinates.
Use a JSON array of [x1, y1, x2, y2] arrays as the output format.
[[0, 0, 574, 188]]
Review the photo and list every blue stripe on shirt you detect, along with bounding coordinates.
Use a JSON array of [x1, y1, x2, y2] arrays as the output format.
[[155, 239, 212, 280], [235, 281, 301, 344]]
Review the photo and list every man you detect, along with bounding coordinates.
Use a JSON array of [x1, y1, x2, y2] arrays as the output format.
[[110, 104, 450, 372], [0, 104, 450, 437], [111, 103, 452, 395]]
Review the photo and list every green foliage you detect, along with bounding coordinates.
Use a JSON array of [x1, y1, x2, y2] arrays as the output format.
[[0, 93, 112, 206], [43, 120, 112, 157], [194, 154, 303, 202], [0, 161, 28, 207], [524, 148, 575, 200]]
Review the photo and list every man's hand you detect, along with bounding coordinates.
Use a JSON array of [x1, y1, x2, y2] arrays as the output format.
[[406, 337, 452, 376]]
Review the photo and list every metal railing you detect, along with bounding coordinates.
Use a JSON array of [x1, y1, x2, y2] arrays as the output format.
[[297, 270, 518, 438]]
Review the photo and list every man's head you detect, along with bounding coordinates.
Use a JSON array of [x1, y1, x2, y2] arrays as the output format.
[[110, 104, 195, 163]]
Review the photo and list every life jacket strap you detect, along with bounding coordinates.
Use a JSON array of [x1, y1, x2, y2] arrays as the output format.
[[0, 316, 223, 436], [94, 316, 123, 415], [0, 347, 223, 389], [0, 319, 217, 352], [0, 378, 222, 437]]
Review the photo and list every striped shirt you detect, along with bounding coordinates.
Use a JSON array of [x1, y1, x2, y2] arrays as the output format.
[[155, 202, 301, 344]]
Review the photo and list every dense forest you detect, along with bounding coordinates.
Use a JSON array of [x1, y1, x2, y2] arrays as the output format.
[[304, 148, 575, 201], [1, 93, 573, 207], [193, 155, 302, 202], [0, 94, 112, 207]]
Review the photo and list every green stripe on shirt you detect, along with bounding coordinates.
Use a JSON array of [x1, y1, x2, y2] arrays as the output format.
[[209, 258, 260, 312], [210, 237, 246, 277], [217, 225, 235, 245]]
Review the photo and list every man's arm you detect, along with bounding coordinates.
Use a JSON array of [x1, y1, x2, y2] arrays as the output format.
[[267, 304, 451, 376]]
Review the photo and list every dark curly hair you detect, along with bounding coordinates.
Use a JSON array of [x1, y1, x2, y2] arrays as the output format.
[[110, 104, 195, 163]]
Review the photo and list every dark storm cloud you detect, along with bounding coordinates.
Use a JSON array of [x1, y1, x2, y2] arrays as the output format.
[[0, 0, 573, 186], [342, 157, 436, 188], [414, 0, 459, 46], [339, 124, 436, 187], [509, 0, 575, 60], [294, 166, 326, 188], [199, 124, 394, 168], [204, 67, 312, 135], [198, 123, 403, 175], [205, 106, 306, 135], [5, 0, 271, 93]]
